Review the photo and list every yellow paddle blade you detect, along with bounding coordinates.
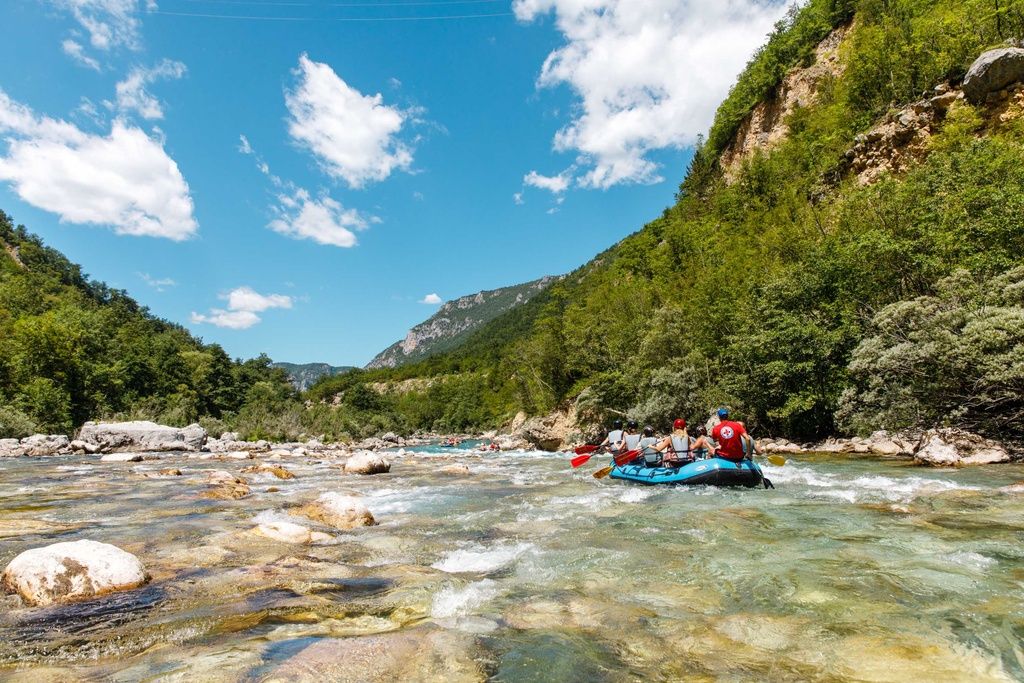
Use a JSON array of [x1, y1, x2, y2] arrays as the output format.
[[593, 465, 613, 479], [766, 454, 787, 466]]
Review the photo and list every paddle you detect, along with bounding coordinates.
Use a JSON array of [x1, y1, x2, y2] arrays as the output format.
[[573, 444, 601, 455], [591, 448, 642, 479], [570, 445, 606, 468], [765, 453, 787, 466]]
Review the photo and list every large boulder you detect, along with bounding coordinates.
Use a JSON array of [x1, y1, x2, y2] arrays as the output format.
[[913, 428, 1011, 466], [343, 451, 391, 475], [0, 438, 26, 457], [864, 430, 914, 456], [20, 434, 71, 456], [297, 492, 375, 530], [77, 421, 208, 453], [1, 539, 148, 606], [514, 409, 578, 452], [963, 47, 1024, 104]]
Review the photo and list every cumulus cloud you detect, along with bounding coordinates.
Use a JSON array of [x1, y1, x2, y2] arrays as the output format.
[[191, 286, 293, 330], [52, 0, 144, 51], [523, 169, 571, 194], [114, 59, 186, 120], [0, 90, 197, 240], [269, 188, 368, 248], [62, 39, 100, 70], [514, 0, 788, 188], [286, 54, 413, 188], [420, 293, 442, 304]]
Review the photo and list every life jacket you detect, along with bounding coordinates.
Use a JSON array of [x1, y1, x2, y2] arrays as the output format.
[[607, 429, 625, 450], [670, 434, 691, 461], [639, 437, 660, 466], [624, 433, 641, 451]]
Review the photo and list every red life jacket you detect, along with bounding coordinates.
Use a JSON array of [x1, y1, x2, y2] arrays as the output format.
[[712, 420, 747, 461]]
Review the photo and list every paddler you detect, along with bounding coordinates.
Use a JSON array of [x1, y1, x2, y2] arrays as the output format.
[[710, 407, 751, 462], [652, 418, 690, 467], [690, 425, 714, 459], [637, 426, 661, 466], [623, 420, 641, 452], [598, 419, 626, 454]]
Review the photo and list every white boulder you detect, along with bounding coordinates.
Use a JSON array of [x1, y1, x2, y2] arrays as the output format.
[[78, 421, 208, 453], [254, 520, 331, 545], [344, 451, 391, 475], [100, 452, 143, 462], [298, 492, 375, 530], [1, 539, 148, 606], [20, 434, 71, 456], [914, 429, 1010, 467]]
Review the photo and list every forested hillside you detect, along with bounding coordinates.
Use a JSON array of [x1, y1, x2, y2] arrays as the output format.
[[305, 0, 1024, 441], [0, 211, 294, 437]]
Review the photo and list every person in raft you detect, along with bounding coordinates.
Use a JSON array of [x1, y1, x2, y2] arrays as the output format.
[[690, 425, 715, 460], [599, 419, 627, 454], [710, 407, 750, 462], [637, 426, 661, 466], [623, 420, 641, 452], [652, 418, 691, 467]]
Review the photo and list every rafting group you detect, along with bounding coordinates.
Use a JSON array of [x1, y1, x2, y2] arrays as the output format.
[[573, 408, 777, 488]]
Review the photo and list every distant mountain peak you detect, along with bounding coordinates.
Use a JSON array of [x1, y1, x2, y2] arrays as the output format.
[[367, 275, 560, 369], [271, 362, 354, 391]]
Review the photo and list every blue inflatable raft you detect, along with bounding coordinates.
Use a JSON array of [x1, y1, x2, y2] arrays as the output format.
[[609, 457, 767, 488]]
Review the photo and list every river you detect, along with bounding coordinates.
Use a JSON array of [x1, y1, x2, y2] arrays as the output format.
[[1, 445, 1022, 681]]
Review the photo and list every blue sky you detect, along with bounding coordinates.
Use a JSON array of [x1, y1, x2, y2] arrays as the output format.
[[0, 0, 786, 366]]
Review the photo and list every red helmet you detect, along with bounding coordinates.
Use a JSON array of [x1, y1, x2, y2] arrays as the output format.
[[673, 418, 686, 430]]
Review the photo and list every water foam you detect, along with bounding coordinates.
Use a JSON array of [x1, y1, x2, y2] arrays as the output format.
[[431, 579, 500, 618], [432, 541, 534, 573]]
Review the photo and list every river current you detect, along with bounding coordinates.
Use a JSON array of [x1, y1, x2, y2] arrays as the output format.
[[1, 445, 1022, 681]]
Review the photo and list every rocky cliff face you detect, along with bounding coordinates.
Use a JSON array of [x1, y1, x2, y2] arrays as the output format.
[[272, 362, 355, 391], [719, 22, 852, 182], [367, 276, 560, 369]]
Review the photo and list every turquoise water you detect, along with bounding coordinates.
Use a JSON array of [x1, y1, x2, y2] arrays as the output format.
[[0, 449, 1022, 680]]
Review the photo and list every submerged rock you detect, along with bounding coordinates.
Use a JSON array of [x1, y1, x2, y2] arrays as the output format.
[[439, 464, 471, 475], [262, 626, 482, 682], [78, 420, 207, 453], [1, 539, 148, 606], [203, 470, 251, 499], [253, 520, 332, 544], [298, 492, 376, 530], [963, 47, 1024, 104], [914, 429, 1010, 467], [344, 451, 391, 475], [242, 463, 296, 479]]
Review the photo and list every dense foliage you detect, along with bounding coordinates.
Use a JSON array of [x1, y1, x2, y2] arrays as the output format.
[[300, 0, 1024, 442], [0, 213, 294, 437]]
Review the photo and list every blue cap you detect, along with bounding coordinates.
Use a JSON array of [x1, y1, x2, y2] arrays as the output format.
[[717, 407, 729, 419]]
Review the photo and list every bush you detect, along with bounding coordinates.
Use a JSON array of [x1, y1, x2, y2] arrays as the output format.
[[837, 267, 1024, 438], [0, 404, 37, 438]]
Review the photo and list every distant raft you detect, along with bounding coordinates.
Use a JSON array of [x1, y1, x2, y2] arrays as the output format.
[[609, 457, 766, 487]]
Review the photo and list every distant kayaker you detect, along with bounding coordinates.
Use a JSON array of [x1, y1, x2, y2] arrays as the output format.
[[623, 420, 641, 452], [653, 418, 690, 467], [690, 425, 714, 459], [638, 426, 661, 466], [599, 419, 626, 454], [710, 408, 748, 462]]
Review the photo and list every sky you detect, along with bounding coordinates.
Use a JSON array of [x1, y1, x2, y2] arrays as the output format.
[[0, 0, 789, 366]]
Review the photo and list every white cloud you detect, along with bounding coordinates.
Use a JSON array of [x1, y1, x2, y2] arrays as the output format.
[[514, 0, 788, 188], [191, 286, 293, 329], [138, 272, 175, 291], [114, 59, 186, 120], [420, 293, 442, 304], [238, 134, 253, 155], [269, 188, 368, 248], [286, 54, 413, 188], [0, 90, 197, 240], [52, 0, 143, 51], [62, 39, 100, 70], [224, 286, 292, 313], [523, 169, 571, 194], [513, 192, 524, 205]]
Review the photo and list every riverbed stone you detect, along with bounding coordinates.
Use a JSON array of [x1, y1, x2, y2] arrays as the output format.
[[297, 492, 375, 530], [203, 470, 251, 499], [262, 626, 482, 682], [1, 539, 148, 606], [78, 420, 208, 453], [344, 451, 391, 475], [914, 429, 1010, 466], [0, 438, 26, 457], [963, 47, 1024, 104], [254, 520, 332, 544], [21, 434, 71, 456], [439, 464, 471, 475], [242, 463, 296, 479], [101, 452, 143, 462]]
